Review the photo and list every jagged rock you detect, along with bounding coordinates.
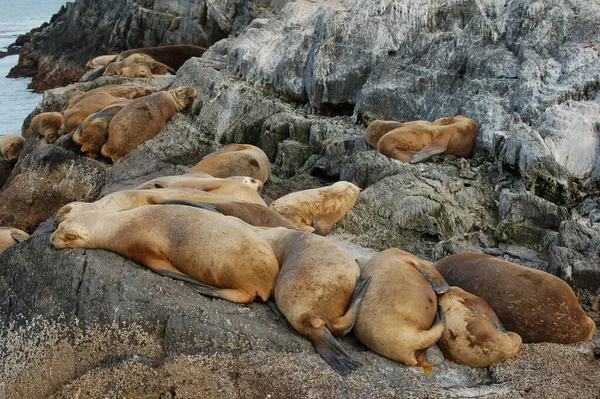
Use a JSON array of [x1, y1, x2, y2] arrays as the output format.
[[274, 140, 313, 178]]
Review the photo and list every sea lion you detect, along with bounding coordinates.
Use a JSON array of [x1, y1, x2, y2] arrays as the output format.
[[62, 93, 123, 134], [0, 226, 29, 253], [54, 187, 228, 223], [118, 63, 155, 79], [136, 174, 266, 207], [73, 99, 131, 158], [119, 44, 207, 71], [269, 181, 361, 235], [101, 87, 198, 162], [103, 53, 155, 76], [67, 85, 152, 109], [257, 227, 371, 375], [51, 205, 280, 304], [437, 287, 522, 368], [191, 144, 271, 183], [434, 252, 597, 343], [27, 112, 64, 143], [0, 135, 26, 163], [353, 248, 448, 367], [86, 54, 122, 69], [365, 120, 404, 148], [377, 115, 479, 163]]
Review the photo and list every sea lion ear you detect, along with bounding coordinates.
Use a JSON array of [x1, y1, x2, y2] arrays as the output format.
[[10, 231, 28, 243]]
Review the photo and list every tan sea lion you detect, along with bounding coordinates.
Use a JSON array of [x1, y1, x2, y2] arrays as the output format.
[[62, 93, 122, 134], [55, 188, 228, 223], [377, 115, 479, 163], [437, 287, 522, 368], [101, 87, 198, 162], [118, 63, 155, 79], [0, 226, 29, 253], [86, 54, 122, 69], [103, 53, 155, 76], [136, 174, 266, 207], [119, 44, 207, 71], [434, 252, 597, 343], [51, 205, 280, 304], [73, 99, 131, 158], [27, 112, 64, 143], [353, 248, 448, 367], [191, 144, 271, 183], [257, 227, 371, 375], [67, 85, 152, 109], [0, 135, 26, 163], [365, 120, 404, 148], [269, 181, 361, 235]]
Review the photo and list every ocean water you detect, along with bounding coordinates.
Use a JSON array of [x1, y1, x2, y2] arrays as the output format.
[[0, 0, 67, 137]]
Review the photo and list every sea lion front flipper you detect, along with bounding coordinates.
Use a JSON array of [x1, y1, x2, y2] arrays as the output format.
[[312, 214, 335, 236], [310, 326, 361, 376], [155, 269, 250, 302], [160, 199, 219, 213], [413, 261, 449, 294], [409, 132, 452, 164], [10, 231, 29, 243], [330, 276, 372, 336]]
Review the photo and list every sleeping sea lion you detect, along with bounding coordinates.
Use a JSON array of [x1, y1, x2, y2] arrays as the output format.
[[0, 135, 26, 163], [353, 248, 448, 367], [86, 54, 122, 69], [119, 44, 207, 71], [191, 144, 271, 183], [62, 93, 122, 134], [437, 287, 522, 368], [365, 120, 404, 148], [377, 115, 479, 163], [0, 226, 29, 253], [51, 205, 280, 304], [67, 85, 152, 109], [101, 87, 198, 162], [257, 227, 371, 375], [27, 112, 64, 143], [103, 53, 155, 76], [434, 252, 596, 343], [269, 181, 361, 235], [118, 63, 155, 79]]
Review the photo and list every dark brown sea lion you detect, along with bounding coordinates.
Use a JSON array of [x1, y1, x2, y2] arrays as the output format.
[[192, 144, 271, 183], [27, 112, 64, 143], [0, 135, 26, 163]]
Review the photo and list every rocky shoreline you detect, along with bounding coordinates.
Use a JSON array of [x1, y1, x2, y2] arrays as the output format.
[[1, 0, 599, 397]]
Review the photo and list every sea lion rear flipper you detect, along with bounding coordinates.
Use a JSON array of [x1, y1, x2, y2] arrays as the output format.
[[310, 326, 361, 376], [330, 276, 372, 336], [267, 299, 293, 328], [160, 199, 219, 213], [10, 231, 29, 243], [415, 306, 446, 367], [154, 269, 225, 298], [413, 261, 449, 294]]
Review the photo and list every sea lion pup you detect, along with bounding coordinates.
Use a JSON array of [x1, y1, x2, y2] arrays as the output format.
[[0, 135, 26, 163], [365, 120, 404, 148], [67, 85, 152, 109], [268, 181, 361, 235], [73, 99, 131, 158], [437, 287, 522, 368], [0, 226, 29, 253], [62, 93, 123, 134], [256, 227, 371, 375], [434, 252, 597, 343], [353, 248, 448, 367], [101, 87, 198, 162], [136, 174, 267, 207], [51, 205, 280, 304], [86, 54, 122, 69], [27, 112, 64, 143], [54, 188, 229, 223], [118, 63, 155, 79], [119, 44, 207, 71], [191, 144, 271, 183], [377, 115, 479, 163]]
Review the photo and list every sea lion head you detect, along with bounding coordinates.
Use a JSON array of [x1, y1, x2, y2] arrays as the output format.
[[169, 87, 198, 110], [51, 218, 91, 249], [55, 202, 94, 224], [1, 135, 26, 163], [228, 176, 263, 193]]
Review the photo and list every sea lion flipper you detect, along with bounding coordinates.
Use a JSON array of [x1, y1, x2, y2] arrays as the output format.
[[310, 326, 361, 376], [330, 276, 372, 336], [10, 231, 29, 243], [414, 262, 450, 294], [312, 215, 334, 236], [160, 199, 219, 213]]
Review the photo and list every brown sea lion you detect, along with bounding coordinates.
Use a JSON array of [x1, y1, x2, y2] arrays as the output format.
[[434, 252, 596, 343], [67, 85, 152, 109], [365, 120, 404, 148], [0, 135, 26, 163], [27, 112, 64, 143], [269, 181, 361, 235], [0, 226, 29, 253], [437, 287, 522, 368], [353, 248, 448, 367], [257, 227, 371, 375], [86, 54, 122, 69], [119, 44, 207, 71], [101, 87, 198, 162], [51, 205, 280, 304], [136, 174, 266, 207], [103, 53, 155, 76], [118, 63, 155, 79], [62, 93, 123, 134], [73, 99, 131, 158], [191, 144, 271, 183], [377, 115, 479, 163]]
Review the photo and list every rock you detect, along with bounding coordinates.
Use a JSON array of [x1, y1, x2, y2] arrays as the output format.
[[0, 159, 13, 190], [273, 140, 312, 178]]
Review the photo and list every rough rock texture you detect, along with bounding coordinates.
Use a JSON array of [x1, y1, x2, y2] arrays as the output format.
[[1, 0, 600, 397]]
